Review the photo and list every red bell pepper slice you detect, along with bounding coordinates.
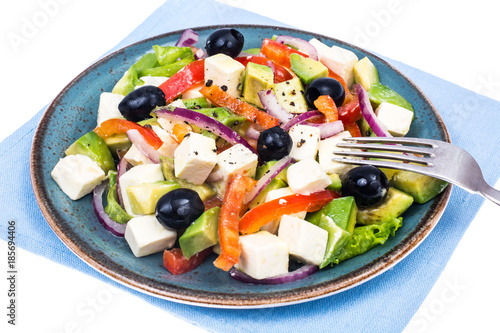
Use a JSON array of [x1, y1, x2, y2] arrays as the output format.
[[235, 55, 294, 83], [94, 119, 163, 149], [338, 97, 362, 125], [200, 83, 279, 129], [260, 38, 308, 68], [213, 174, 255, 271], [314, 95, 339, 122], [239, 190, 339, 234], [158, 59, 205, 103], [344, 122, 362, 137], [163, 247, 212, 275]]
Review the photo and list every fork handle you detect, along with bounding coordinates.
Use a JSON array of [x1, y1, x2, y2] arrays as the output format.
[[479, 183, 500, 206]]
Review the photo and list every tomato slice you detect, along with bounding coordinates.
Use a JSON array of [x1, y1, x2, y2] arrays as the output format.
[[239, 190, 339, 234], [338, 97, 362, 125], [260, 38, 308, 68], [200, 83, 279, 129], [158, 59, 205, 103], [94, 119, 163, 149], [235, 55, 294, 83], [314, 95, 339, 122], [213, 174, 254, 271], [344, 122, 362, 137], [163, 247, 212, 275]]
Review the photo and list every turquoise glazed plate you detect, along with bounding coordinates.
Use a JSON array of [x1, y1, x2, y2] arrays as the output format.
[[30, 25, 451, 308]]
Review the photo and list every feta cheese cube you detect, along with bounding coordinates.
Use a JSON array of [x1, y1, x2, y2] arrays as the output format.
[[151, 125, 179, 158], [174, 132, 217, 185], [51, 154, 106, 200], [138, 76, 168, 87], [236, 231, 289, 280], [205, 54, 245, 97], [278, 215, 328, 266], [287, 158, 332, 195], [261, 187, 307, 234], [318, 130, 357, 175], [124, 215, 177, 257], [96, 92, 124, 125], [124, 144, 153, 166], [119, 164, 164, 215], [375, 102, 414, 137], [210, 144, 258, 197], [288, 124, 321, 161], [182, 82, 205, 100], [309, 38, 358, 87]]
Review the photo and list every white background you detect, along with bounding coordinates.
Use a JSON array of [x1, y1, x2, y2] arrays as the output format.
[[1, 0, 499, 332]]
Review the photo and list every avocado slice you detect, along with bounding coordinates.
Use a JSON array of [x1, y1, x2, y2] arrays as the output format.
[[272, 77, 308, 113], [104, 133, 132, 158], [183, 97, 209, 109], [357, 187, 414, 225], [317, 214, 351, 269], [160, 156, 217, 201], [242, 62, 274, 108], [179, 207, 220, 259], [326, 173, 342, 192], [65, 131, 116, 174], [126, 181, 180, 215], [306, 196, 358, 234], [290, 53, 328, 85], [255, 160, 289, 183], [248, 178, 287, 209], [368, 83, 414, 113], [353, 57, 380, 91], [390, 170, 449, 204]]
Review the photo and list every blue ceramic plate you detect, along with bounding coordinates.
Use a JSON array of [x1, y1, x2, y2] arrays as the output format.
[[31, 25, 451, 308]]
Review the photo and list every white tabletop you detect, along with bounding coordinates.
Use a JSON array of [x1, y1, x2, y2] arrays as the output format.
[[1, 1, 499, 332]]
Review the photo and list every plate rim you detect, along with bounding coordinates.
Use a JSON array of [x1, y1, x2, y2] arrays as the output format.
[[30, 24, 452, 308]]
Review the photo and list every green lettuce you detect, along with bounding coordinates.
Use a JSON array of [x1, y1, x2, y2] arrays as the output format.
[[105, 171, 132, 224]]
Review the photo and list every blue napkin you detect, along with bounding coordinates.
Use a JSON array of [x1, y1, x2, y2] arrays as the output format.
[[1, 1, 498, 332]]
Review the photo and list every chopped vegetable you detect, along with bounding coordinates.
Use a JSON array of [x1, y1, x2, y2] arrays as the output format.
[[94, 119, 163, 149], [163, 247, 212, 275], [314, 95, 339, 122], [158, 59, 205, 103]]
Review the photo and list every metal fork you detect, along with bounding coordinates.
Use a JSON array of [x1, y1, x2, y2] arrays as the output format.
[[333, 137, 500, 206]]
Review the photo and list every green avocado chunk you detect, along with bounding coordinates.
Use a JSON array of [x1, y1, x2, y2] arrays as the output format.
[[326, 173, 342, 192], [105, 171, 132, 224], [368, 83, 414, 113], [290, 53, 328, 85], [272, 77, 308, 113], [179, 207, 220, 259], [104, 133, 132, 158], [353, 57, 380, 91], [333, 217, 403, 264], [306, 196, 358, 234], [65, 131, 116, 174], [242, 62, 274, 108], [390, 170, 449, 204], [357, 187, 413, 225], [127, 181, 180, 215], [317, 214, 351, 269], [255, 160, 288, 183], [160, 156, 217, 201]]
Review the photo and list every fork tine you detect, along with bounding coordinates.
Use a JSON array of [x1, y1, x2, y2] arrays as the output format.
[[333, 150, 432, 165], [336, 142, 434, 156], [344, 136, 437, 147], [331, 157, 436, 175]]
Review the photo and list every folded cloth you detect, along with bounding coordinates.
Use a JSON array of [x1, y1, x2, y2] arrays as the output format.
[[1, 1, 498, 332]]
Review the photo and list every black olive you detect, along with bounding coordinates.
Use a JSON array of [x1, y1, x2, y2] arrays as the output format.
[[155, 189, 204, 230], [257, 126, 293, 162], [118, 86, 166, 122], [341, 165, 389, 207], [305, 77, 345, 108], [205, 28, 245, 58]]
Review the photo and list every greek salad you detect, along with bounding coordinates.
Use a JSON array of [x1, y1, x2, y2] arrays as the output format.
[[51, 28, 448, 284]]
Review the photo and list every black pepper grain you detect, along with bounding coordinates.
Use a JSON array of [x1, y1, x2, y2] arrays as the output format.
[[205, 80, 213, 87]]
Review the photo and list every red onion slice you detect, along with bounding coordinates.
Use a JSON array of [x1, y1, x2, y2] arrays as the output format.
[[229, 264, 318, 285], [281, 110, 323, 131], [303, 120, 344, 139], [243, 156, 293, 205], [275, 35, 318, 61], [267, 60, 276, 78], [258, 89, 293, 125], [116, 157, 130, 207], [175, 28, 198, 47], [354, 84, 392, 137], [126, 129, 161, 164], [245, 124, 262, 141], [155, 107, 256, 154], [194, 48, 206, 60], [93, 181, 126, 237]]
